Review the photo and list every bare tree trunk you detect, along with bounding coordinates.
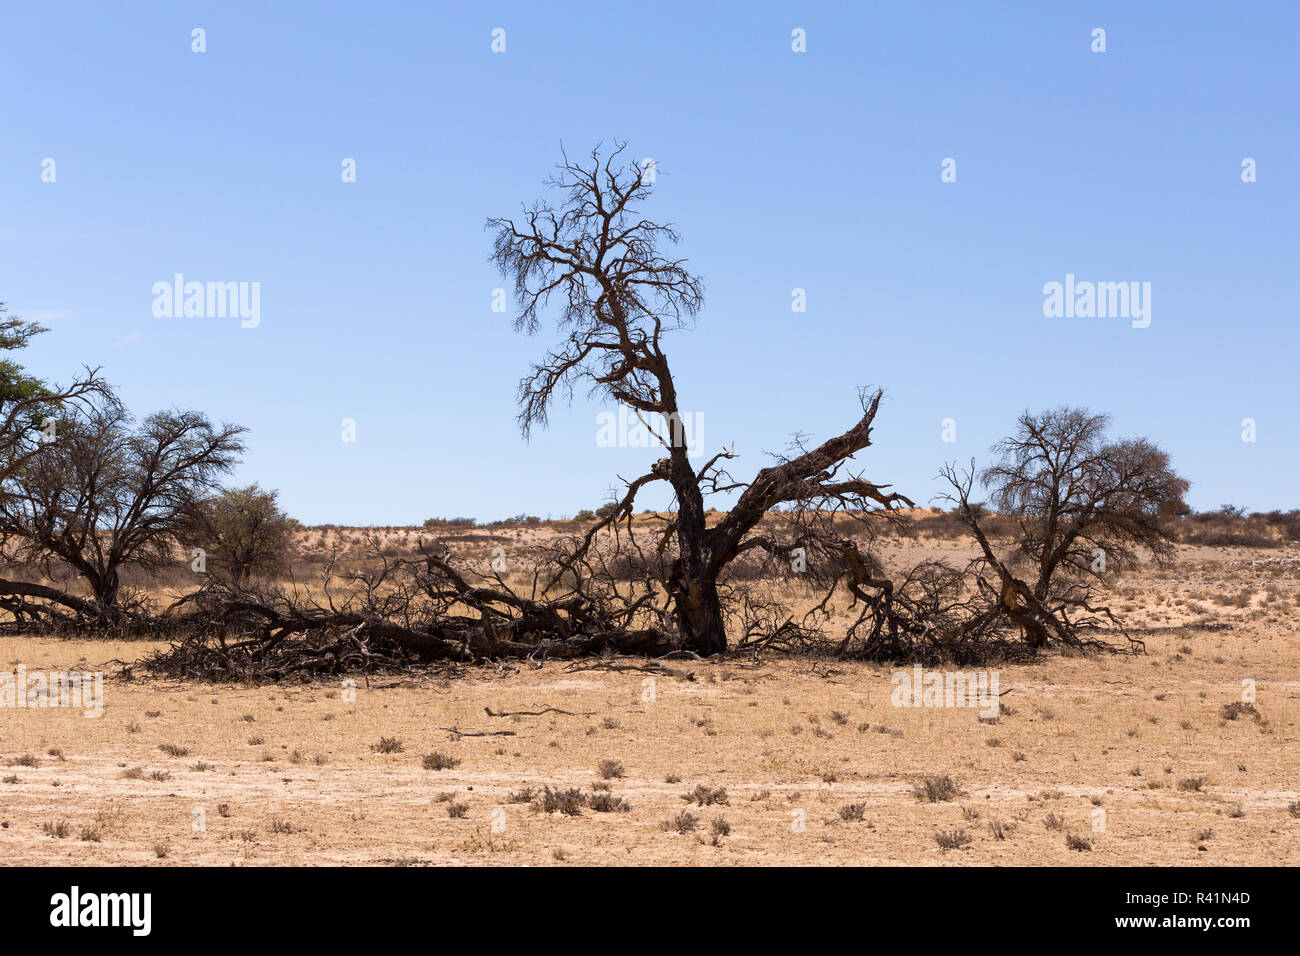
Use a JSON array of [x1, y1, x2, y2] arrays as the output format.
[[665, 430, 730, 655], [669, 559, 726, 656], [88, 569, 120, 619]]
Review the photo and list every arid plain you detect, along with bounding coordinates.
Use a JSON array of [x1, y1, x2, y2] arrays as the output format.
[[1, 527, 1297, 866]]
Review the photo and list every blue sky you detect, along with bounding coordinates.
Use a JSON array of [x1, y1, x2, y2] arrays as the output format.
[[2, 1, 1295, 524]]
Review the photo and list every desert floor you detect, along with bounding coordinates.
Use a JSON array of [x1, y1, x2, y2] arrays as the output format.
[[1, 543, 1297, 866]]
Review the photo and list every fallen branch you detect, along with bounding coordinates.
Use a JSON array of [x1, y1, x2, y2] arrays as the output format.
[[563, 659, 695, 680], [439, 727, 518, 738]]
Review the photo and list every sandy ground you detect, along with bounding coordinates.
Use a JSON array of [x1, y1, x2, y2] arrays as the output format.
[[1, 545, 1297, 866]]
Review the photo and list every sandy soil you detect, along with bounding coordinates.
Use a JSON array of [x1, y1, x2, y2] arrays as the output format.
[[1, 544, 1297, 866]]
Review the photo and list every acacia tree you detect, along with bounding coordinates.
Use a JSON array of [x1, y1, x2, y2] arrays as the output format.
[[0, 401, 245, 620], [0, 303, 115, 620], [940, 407, 1188, 649], [488, 143, 910, 654], [0, 303, 110, 492], [187, 484, 296, 584]]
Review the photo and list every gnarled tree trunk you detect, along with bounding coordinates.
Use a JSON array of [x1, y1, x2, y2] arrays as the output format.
[[669, 560, 727, 656]]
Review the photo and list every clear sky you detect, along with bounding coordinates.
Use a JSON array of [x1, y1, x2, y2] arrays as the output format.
[[2, 1, 1295, 524]]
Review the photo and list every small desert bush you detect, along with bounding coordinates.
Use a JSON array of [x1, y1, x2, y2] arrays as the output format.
[[423, 752, 461, 771], [662, 810, 699, 834], [912, 776, 963, 802], [1220, 702, 1261, 722], [1066, 833, 1093, 851], [681, 785, 729, 807], [935, 828, 971, 850], [532, 786, 585, 816], [587, 792, 631, 813]]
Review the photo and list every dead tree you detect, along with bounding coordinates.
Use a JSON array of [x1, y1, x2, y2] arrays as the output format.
[[149, 535, 681, 680], [488, 142, 910, 654]]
